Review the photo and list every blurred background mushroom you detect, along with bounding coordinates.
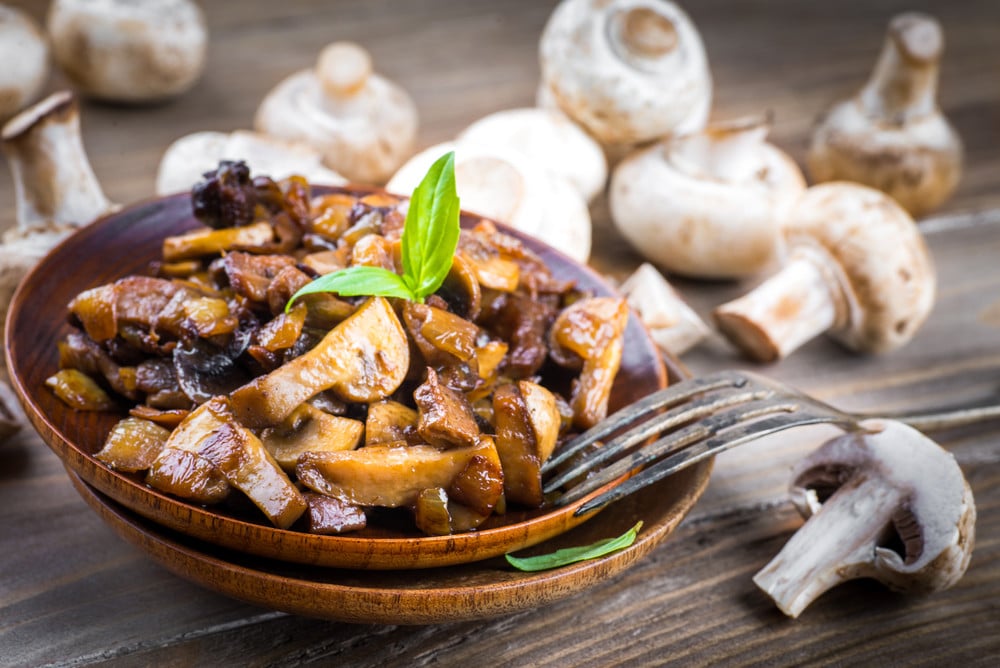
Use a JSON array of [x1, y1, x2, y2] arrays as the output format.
[[538, 0, 712, 160], [0, 4, 48, 123], [713, 182, 936, 362], [254, 41, 418, 185], [155, 130, 346, 196], [618, 262, 709, 356], [609, 115, 805, 280], [807, 12, 962, 218], [46, 0, 208, 103], [387, 141, 592, 263]]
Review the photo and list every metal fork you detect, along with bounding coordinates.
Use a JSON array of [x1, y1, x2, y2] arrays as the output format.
[[542, 370, 1000, 516]]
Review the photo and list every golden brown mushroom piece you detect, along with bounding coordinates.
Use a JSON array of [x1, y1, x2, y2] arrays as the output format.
[[493, 380, 563, 507], [230, 297, 409, 429], [549, 297, 629, 429]]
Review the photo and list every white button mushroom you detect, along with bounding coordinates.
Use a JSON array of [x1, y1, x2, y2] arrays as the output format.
[[0, 5, 49, 123], [713, 182, 935, 362], [539, 0, 712, 154], [457, 108, 608, 203], [255, 41, 418, 185], [609, 116, 806, 279], [46, 0, 208, 103], [386, 142, 592, 263], [618, 263, 709, 356], [754, 419, 976, 618], [155, 130, 347, 196], [1, 91, 115, 439], [807, 13, 962, 218]]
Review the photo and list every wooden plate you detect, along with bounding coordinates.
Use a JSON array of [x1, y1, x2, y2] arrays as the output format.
[[67, 455, 711, 624], [7, 188, 693, 569]]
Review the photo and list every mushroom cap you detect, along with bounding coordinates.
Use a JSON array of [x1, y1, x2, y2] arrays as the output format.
[[784, 182, 935, 353], [0, 6, 49, 122], [791, 419, 975, 593], [808, 98, 963, 218], [47, 0, 207, 102], [155, 130, 347, 196], [254, 41, 418, 185], [539, 0, 712, 146], [609, 130, 805, 279], [457, 108, 608, 202], [386, 142, 592, 263]]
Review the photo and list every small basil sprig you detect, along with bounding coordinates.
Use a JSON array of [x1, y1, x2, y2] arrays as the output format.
[[504, 521, 643, 572], [287, 151, 460, 309]]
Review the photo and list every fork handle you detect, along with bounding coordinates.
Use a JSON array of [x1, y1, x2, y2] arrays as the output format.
[[891, 404, 1000, 432]]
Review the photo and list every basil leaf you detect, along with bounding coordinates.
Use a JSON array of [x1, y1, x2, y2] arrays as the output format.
[[401, 151, 461, 301], [504, 521, 643, 572], [286, 266, 414, 309]]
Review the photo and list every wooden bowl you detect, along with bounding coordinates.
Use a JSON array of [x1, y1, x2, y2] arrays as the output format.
[[7, 188, 700, 569], [67, 458, 711, 624]]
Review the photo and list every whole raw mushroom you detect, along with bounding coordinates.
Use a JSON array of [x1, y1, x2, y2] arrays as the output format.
[[713, 182, 935, 361], [255, 41, 418, 185], [1, 91, 115, 441], [457, 108, 607, 203], [754, 419, 976, 618], [47, 0, 208, 102], [0, 5, 49, 122], [808, 13, 962, 217], [386, 142, 592, 263], [155, 130, 346, 196], [610, 116, 806, 279], [539, 0, 712, 155]]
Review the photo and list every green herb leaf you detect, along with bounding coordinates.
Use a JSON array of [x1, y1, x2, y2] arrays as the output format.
[[400, 151, 461, 300], [504, 521, 643, 572], [286, 151, 460, 311], [287, 266, 415, 305]]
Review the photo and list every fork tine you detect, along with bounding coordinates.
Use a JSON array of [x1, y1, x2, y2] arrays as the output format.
[[572, 409, 855, 516], [541, 386, 775, 494], [541, 370, 751, 474], [553, 398, 802, 507]]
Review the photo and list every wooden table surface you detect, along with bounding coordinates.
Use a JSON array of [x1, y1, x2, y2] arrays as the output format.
[[2, 1, 999, 665]]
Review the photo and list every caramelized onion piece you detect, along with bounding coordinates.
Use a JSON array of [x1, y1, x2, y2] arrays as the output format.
[[45, 369, 116, 411], [549, 297, 629, 429], [95, 417, 171, 472]]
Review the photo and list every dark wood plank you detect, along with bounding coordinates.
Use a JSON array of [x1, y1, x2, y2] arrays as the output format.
[[1, 0, 999, 665]]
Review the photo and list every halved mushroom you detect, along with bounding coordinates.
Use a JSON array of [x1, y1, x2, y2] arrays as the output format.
[[754, 419, 976, 618], [713, 182, 935, 361], [47, 0, 207, 102], [0, 6, 49, 123], [156, 130, 346, 196], [254, 41, 418, 184], [230, 296, 409, 428], [365, 399, 418, 446], [539, 0, 712, 154], [549, 297, 629, 429], [808, 13, 962, 217], [610, 116, 806, 279]]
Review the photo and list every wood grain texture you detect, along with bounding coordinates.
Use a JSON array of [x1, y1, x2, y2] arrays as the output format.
[[2, 0, 999, 665]]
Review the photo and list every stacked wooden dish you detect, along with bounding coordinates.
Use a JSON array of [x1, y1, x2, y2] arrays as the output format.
[[5, 189, 712, 623]]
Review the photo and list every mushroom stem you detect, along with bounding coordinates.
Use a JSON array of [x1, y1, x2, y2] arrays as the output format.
[[858, 13, 942, 124], [753, 475, 903, 618], [713, 248, 845, 362], [670, 116, 772, 184], [1, 91, 113, 237]]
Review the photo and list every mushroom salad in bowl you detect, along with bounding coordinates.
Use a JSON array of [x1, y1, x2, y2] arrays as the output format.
[[7, 153, 706, 570]]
